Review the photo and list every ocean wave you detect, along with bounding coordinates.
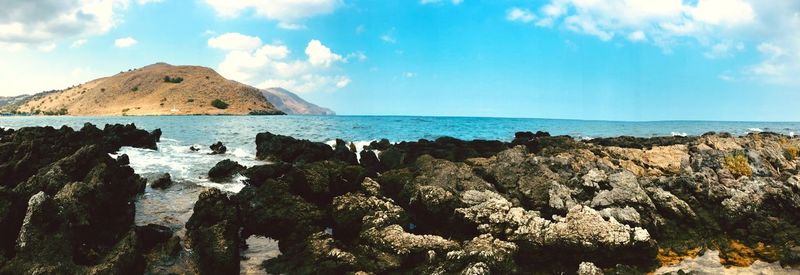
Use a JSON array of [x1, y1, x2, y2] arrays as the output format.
[[230, 147, 255, 159], [114, 138, 264, 193], [194, 175, 246, 193], [671, 132, 688, 137], [748, 128, 764, 133]]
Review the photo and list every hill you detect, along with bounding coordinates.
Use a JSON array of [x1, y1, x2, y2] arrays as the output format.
[[10, 63, 285, 116], [261, 88, 335, 115]]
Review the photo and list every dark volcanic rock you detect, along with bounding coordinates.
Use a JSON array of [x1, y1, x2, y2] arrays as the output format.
[[231, 131, 800, 274], [333, 139, 358, 165], [237, 179, 325, 242], [379, 137, 508, 169], [255, 132, 333, 163], [116, 154, 130, 166], [186, 188, 241, 275], [208, 159, 245, 183], [136, 224, 173, 250], [587, 135, 697, 149], [0, 123, 159, 190], [209, 141, 227, 155], [284, 160, 366, 205], [241, 163, 292, 187], [0, 123, 166, 275], [151, 173, 173, 189], [101, 124, 161, 150]]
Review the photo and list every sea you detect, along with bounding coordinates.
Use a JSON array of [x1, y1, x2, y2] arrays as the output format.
[[2, 115, 799, 274]]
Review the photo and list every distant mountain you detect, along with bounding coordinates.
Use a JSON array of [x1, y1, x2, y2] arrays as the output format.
[[261, 88, 335, 115], [0, 94, 31, 112], [6, 63, 285, 116]]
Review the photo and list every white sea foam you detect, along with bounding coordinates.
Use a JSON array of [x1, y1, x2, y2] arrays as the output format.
[[194, 175, 246, 193], [671, 132, 688, 137], [791, 132, 796, 138], [230, 147, 254, 159], [748, 128, 764, 133], [113, 137, 264, 193]]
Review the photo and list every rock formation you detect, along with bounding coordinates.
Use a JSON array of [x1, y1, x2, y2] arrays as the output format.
[[0, 124, 174, 274], [185, 130, 800, 274]]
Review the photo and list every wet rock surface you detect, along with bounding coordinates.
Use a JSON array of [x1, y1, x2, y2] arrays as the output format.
[[150, 173, 172, 189], [185, 130, 800, 274], [207, 159, 245, 183], [0, 124, 169, 274], [209, 141, 227, 155]]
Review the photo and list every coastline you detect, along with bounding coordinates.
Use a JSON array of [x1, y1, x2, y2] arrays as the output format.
[[1, 122, 800, 273]]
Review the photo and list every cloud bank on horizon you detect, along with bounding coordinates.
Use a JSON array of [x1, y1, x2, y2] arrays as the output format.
[[0, 0, 798, 120]]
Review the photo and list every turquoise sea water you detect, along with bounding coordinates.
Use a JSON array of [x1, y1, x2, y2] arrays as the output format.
[[2, 115, 799, 143], [3, 115, 798, 192]]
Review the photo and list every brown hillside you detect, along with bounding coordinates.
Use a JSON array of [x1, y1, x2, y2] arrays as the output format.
[[17, 63, 282, 116]]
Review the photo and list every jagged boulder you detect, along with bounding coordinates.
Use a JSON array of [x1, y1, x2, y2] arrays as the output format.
[[398, 155, 494, 231], [255, 132, 334, 163], [333, 139, 358, 165], [0, 124, 167, 274], [207, 159, 245, 183], [209, 142, 227, 155], [331, 192, 408, 240], [285, 160, 365, 205], [241, 162, 292, 187], [236, 179, 325, 242], [150, 173, 172, 189], [185, 188, 241, 275]]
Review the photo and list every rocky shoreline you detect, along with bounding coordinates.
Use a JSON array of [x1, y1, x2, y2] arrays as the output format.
[[2, 125, 800, 274]]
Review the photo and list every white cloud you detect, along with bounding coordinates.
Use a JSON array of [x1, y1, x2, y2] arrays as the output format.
[[210, 35, 352, 93], [71, 39, 87, 48], [114, 37, 137, 48], [704, 41, 744, 59], [37, 42, 56, 52], [204, 0, 341, 27], [506, 8, 535, 23], [380, 34, 396, 44], [516, 0, 800, 85], [306, 39, 343, 67], [277, 22, 306, 30], [256, 44, 291, 59], [748, 42, 788, 78], [208, 32, 263, 51], [335, 77, 351, 88], [420, 0, 463, 5], [0, 0, 156, 50], [718, 74, 735, 81], [347, 52, 367, 62], [691, 0, 754, 26], [627, 31, 647, 42]]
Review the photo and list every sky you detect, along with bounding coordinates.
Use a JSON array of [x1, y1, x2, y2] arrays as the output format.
[[0, 0, 799, 121]]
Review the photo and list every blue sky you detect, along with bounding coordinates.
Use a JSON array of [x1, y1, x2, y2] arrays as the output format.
[[0, 0, 799, 121]]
